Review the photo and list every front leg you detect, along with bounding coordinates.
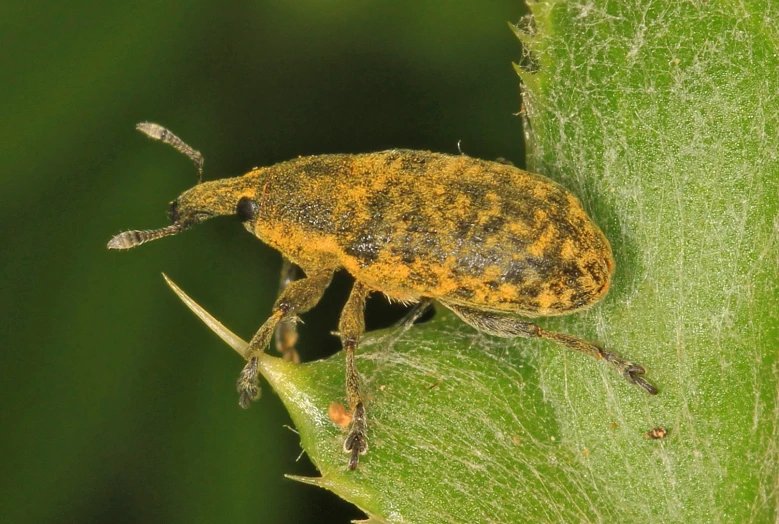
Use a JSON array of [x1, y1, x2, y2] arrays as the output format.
[[339, 281, 371, 470], [237, 269, 333, 408]]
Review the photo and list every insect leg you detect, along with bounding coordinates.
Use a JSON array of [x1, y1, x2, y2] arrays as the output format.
[[391, 298, 433, 329], [339, 281, 371, 470], [237, 269, 334, 408], [274, 257, 302, 363], [441, 301, 657, 395]]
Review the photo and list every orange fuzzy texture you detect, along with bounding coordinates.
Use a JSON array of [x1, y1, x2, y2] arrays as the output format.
[[177, 150, 614, 317]]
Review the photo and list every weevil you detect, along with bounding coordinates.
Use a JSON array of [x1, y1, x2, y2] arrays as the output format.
[[108, 123, 657, 470]]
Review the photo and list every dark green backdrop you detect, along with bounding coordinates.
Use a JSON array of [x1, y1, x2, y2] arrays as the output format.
[[1, 2, 526, 522]]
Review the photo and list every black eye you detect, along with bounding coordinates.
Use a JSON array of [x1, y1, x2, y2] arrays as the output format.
[[168, 200, 179, 224], [236, 197, 258, 222]]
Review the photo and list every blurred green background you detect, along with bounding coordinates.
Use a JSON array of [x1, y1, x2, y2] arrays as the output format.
[[1, 2, 526, 522]]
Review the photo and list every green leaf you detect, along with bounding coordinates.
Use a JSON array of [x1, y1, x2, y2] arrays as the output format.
[[166, 275, 574, 522], [168, 1, 779, 520], [513, 0, 779, 520]]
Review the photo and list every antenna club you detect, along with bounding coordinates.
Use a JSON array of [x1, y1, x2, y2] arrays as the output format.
[[136, 122, 204, 184], [107, 230, 144, 250], [107, 224, 182, 250]]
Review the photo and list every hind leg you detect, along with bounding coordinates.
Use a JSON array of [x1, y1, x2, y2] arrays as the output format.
[[274, 258, 302, 363], [441, 301, 657, 395]]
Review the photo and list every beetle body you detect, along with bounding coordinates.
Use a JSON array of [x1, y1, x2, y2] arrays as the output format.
[[178, 150, 614, 317], [109, 124, 656, 471]]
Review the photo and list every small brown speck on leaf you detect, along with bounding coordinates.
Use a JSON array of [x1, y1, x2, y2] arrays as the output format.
[[644, 426, 668, 440], [328, 402, 352, 428]]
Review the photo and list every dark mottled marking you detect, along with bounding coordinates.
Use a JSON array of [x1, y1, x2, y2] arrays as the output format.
[[344, 230, 383, 265], [480, 215, 508, 236], [455, 286, 476, 300]]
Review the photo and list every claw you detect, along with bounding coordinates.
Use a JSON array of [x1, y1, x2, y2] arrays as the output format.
[[236, 357, 261, 408], [348, 443, 361, 470], [344, 431, 368, 470], [238, 387, 260, 408], [600, 350, 658, 395], [624, 364, 658, 395], [630, 374, 658, 395]]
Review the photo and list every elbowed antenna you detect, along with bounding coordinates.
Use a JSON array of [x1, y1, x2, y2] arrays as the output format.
[[107, 123, 211, 250], [136, 122, 204, 184], [107, 224, 184, 250]]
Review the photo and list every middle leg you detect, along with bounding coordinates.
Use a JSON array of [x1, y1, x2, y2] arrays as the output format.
[[339, 281, 371, 470]]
